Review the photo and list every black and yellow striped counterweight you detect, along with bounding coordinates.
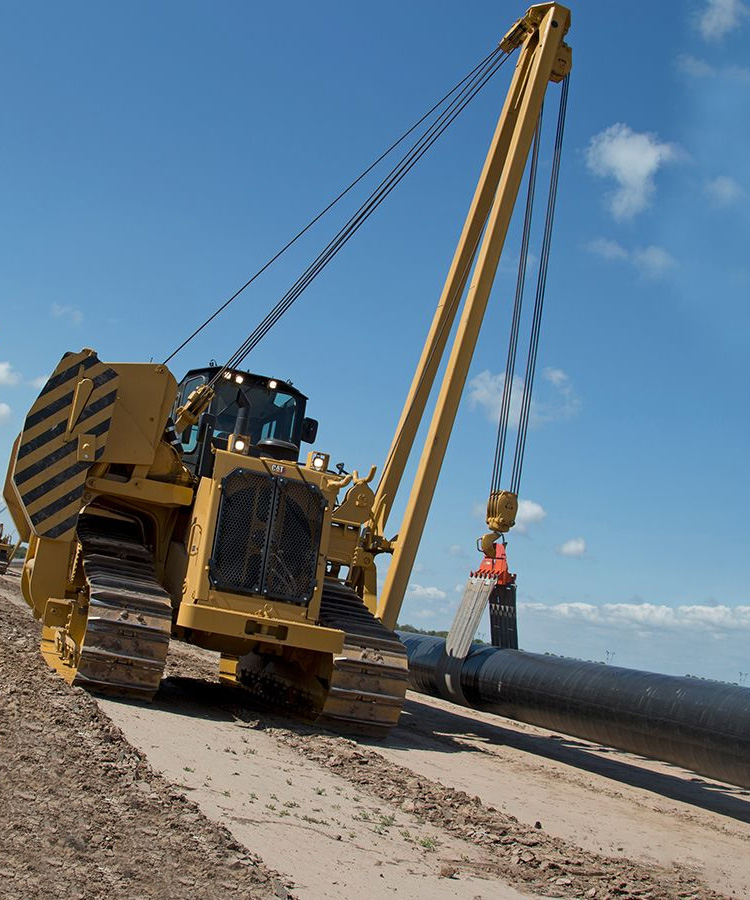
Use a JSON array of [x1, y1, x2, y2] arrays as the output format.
[[12, 349, 118, 541]]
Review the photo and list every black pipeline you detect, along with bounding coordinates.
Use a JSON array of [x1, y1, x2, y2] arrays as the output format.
[[400, 633, 750, 788]]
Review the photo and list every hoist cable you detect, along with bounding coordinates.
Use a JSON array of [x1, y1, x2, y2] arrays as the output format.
[[488, 110, 542, 496], [163, 45, 506, 367], [211, 49, 510, 384], [213, 48, 510, 383], [509, 74, 569, 495]]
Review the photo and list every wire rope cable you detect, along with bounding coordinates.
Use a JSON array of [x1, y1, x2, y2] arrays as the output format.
[[163, 45, 506, 366], [211, 47, 510, 385], [509, 74, 569, 495], [488, 110, 542, 496]]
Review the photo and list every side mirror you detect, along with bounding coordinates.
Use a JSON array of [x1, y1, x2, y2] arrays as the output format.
[[300, 417, 319, 444]]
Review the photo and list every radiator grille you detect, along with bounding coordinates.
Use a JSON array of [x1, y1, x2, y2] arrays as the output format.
[[210, 469, 274, 595], [265, 478, 327, 604], [209, 468, 326, 605]]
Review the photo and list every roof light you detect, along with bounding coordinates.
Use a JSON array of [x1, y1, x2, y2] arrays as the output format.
[[235, 374, 244, 384], [312, 455, 325, 470], [223, 371, 232, 380], [234, 439, 245, 452], [268, 379, 278, 390]]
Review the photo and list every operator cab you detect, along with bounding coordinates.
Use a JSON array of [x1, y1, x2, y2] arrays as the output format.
[[173, 366, 318, 476]]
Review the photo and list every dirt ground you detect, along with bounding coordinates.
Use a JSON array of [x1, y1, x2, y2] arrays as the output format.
[[2, 570, 749, 899]]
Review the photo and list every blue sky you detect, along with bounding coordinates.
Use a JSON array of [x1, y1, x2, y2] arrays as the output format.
[[1, 1, 748, 683]]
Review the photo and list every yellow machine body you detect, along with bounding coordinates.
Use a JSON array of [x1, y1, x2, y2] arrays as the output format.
[[0, 523, 17, 574], [3, 348, 407, 730], [174, 448, 343, 657]]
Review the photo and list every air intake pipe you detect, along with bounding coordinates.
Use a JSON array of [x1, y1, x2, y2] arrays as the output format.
[[399, 633, 750, 788]]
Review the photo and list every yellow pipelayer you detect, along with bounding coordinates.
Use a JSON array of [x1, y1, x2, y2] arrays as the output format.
[[2, 5, 571, 734]]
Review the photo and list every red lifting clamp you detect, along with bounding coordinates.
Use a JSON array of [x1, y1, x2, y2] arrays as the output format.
[[472, 542, 516, 585]]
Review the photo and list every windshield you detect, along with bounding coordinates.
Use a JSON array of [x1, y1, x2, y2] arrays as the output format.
[[212, 381, 300, 446]]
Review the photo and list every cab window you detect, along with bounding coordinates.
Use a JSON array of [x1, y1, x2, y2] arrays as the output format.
[[176, 375, 206, 453]]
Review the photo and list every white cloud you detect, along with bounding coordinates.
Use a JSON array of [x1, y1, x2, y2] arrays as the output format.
[[468, 368, 580, 428], [697, 0, 747, 40], [52, 302, 84, 324], [678, 53, 750, 81], [632, 245, 677, 278], [520, 600, 750, 633], [29, 375, 49, 390], [407, 583, 447, 601], [558, 537, 586, 558], [586, 124, 678, 220], [585, 238, 677, 280], [467, 370, 523, 426], [0, 402, 11, 423], [677, 54, 716, 77], [411, 608, 438, 620], [515, 499, 547, 534], [585, 238, 628, 261], [537, 368, 581, 423], [0, 362, 21, 386], [448, 544, 466, 558], [471, 501, 486, 519], [543, 368, 566, 387], [705, 175, 745, 206]]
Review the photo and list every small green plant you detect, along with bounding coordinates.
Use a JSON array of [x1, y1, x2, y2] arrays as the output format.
[[418, 836, 439, 851], [183, 766, 195, 773], [283, 800, 300, 809], [265, 803, 276, 811], [302, 814, 327, 825], [314, 787, 326, 796]]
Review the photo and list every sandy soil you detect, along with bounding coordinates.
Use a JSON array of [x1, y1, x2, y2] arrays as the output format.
[[381, 695, 750, 897], [0, 573, 289, 900], [3, 569, 749, 899]]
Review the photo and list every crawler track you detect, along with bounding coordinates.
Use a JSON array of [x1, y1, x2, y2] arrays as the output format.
[[316, 580, 409, 736], [225, 579, 409, 736], [42, 515, 172, 700]]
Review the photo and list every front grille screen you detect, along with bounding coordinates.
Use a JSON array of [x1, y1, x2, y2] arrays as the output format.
[[210, 469, 275, 595], [209, 468, 325, 605], [265, 478, 327, 604]]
